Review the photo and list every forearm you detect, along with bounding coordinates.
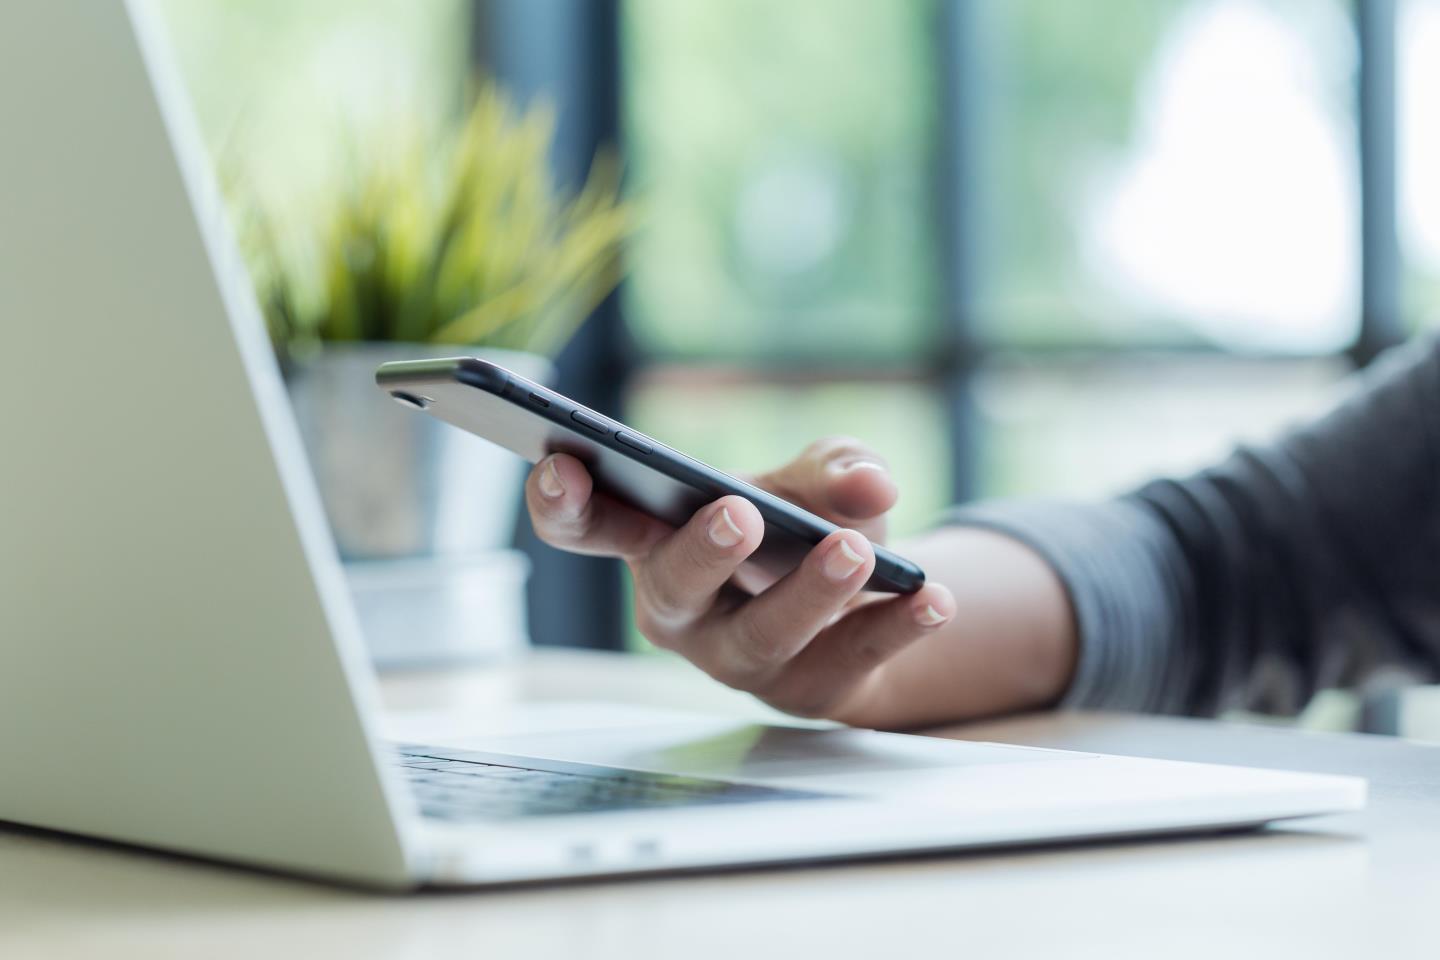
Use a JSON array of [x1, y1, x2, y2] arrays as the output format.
[[835, 526, 1078, 731], [918, 336, 1440, 722]]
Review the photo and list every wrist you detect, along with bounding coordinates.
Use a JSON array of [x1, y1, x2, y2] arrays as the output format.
[[835, 526, 1079, 730]]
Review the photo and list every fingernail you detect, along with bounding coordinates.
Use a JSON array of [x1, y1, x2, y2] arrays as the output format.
[[538, 459, 565, 499], [915, 604, 949, 627], [707, 506, 744, 548], [833, 458, 885, 475], [822, 538, 866, 582]]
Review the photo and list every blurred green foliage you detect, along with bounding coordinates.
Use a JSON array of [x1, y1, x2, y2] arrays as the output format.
[[623, 0, 940, 361], [232, 86, 634, 358]]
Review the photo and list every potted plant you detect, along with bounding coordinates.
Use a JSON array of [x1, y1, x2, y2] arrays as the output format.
[[229, 85, 633, 663]]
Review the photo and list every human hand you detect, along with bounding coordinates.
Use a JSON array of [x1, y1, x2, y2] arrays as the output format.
[[523, 438, 957, 722]]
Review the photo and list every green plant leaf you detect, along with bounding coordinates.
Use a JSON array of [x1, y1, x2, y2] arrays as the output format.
[[226, 79, 636, 355]]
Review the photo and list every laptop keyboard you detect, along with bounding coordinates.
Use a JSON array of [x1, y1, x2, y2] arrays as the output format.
[[393, 747, 833, 821]]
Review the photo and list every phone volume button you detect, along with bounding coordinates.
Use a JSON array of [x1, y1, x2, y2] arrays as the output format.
[[570, 410, 611, 436], [615, 431, 652, 455]]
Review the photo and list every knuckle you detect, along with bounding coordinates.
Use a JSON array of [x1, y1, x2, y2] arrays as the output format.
[[533, 512, 582, 550], [833, 635, 890, 675], [729, 613, 789, 676], [529, 512, 573, 548], [634, 566, 691, 629], [676, 523, 719, 571], [632, 603, 680, 650]]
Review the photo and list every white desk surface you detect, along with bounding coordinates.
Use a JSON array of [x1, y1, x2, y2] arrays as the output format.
[[3, 649, 1437, 959]]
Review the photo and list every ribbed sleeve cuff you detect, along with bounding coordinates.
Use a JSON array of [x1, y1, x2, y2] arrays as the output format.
[[945, 499, 1192, 714]]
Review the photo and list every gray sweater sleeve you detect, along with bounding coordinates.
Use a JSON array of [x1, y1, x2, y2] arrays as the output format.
[[949, 336, 1440, 716]]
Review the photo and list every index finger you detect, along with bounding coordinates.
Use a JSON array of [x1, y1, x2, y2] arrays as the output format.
[[524, 453, 672, 560]]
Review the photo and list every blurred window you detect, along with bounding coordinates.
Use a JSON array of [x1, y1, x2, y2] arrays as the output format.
[[974, 356, 1344, 498], [621, 0, 1362, 527], [1401, 0, 1440, 328], [975, 0, 1358, 353]]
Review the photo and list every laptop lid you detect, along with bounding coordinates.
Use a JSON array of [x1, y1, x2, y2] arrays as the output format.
[[0, 0, 415, 887]]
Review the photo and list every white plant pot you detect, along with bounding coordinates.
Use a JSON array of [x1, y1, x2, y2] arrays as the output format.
[[285, 342, 553, 666], [286, 343, 552, 559]]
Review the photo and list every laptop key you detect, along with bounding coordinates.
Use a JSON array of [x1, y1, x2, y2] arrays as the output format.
[[392, 749, 835, 821]]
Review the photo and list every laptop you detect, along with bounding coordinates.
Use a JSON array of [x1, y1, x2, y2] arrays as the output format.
[[0, 0, 1363, 890]]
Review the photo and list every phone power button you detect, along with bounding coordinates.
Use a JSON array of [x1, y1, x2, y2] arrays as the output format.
[[570, 410, 612, 436], [615, 431, 653, 455]]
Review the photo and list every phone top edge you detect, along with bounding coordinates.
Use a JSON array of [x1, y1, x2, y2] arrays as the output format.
[[374, 356, 509, 395]]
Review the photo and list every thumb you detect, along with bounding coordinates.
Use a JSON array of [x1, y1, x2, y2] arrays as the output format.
[[750, 436, 897, 543]]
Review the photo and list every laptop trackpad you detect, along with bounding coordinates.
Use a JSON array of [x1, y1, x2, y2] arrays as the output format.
[[435, 721, 1071, 784]]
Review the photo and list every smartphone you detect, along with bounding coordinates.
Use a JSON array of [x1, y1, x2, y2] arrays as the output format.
[[374, 357, 925, 594]]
